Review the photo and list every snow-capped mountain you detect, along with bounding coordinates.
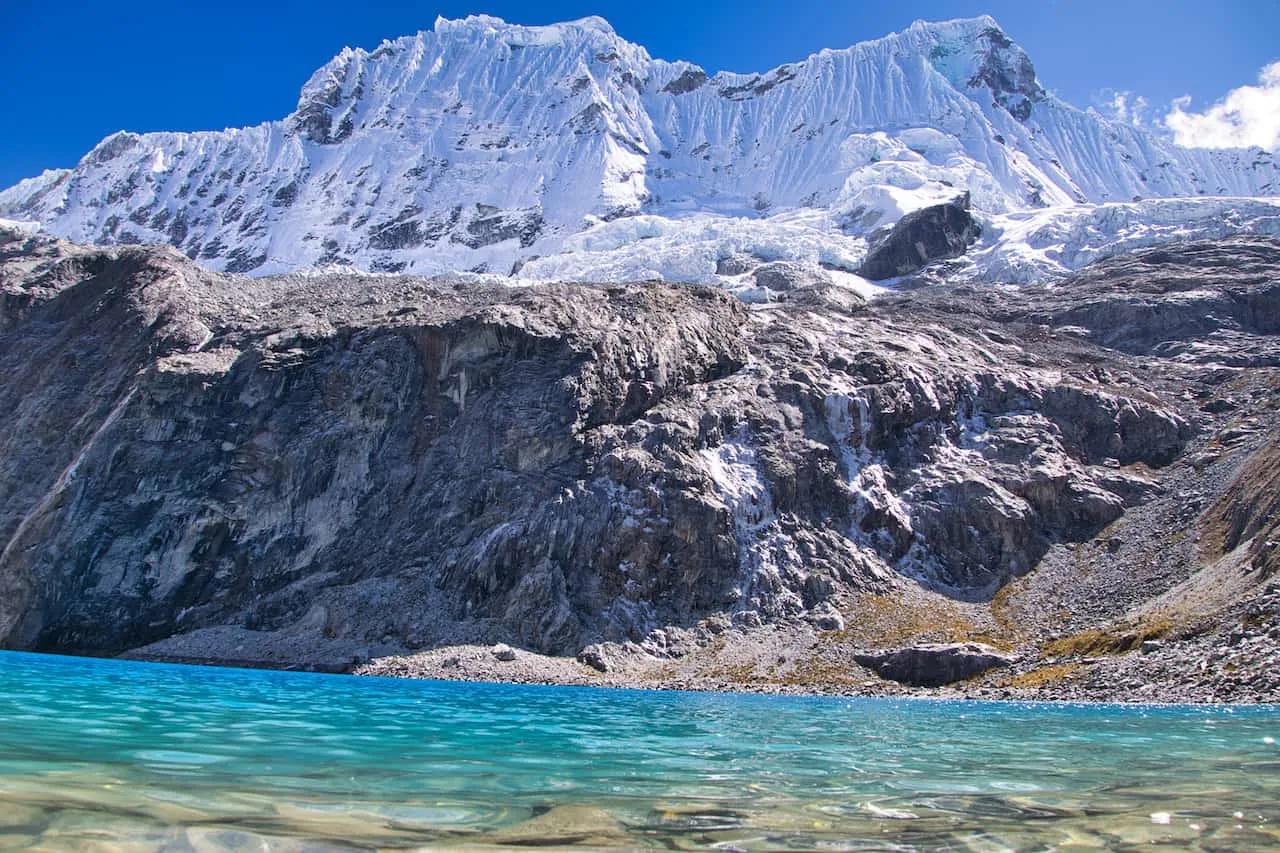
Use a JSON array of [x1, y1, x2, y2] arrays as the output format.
[[3, 14, 1279, 286]]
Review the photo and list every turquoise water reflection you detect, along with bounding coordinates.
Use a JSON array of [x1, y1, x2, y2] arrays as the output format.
[[0, 650, 1276, 849]]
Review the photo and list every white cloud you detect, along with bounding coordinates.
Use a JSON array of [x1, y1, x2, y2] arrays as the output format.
[[1164, 61, 1280, 150], [1096, 89, 1155, 129]]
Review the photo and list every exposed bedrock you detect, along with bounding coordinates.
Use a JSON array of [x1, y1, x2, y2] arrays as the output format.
[[4, 228, 1257, 664], [857, 193, 981, 280], [1202, 436, 1280, 579], [1028, 238, 1280, 365]]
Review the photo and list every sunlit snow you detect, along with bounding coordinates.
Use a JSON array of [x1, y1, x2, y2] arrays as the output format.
[[1, 15, 1276, 288]]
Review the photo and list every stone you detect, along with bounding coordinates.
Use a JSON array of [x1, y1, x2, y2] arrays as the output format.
[[482, 804, 627, 846], [577, 643, 611, 672], [701, 615, 730, 635], [807, 603, 845, 632], [491, 643, 517, 662], [750, 261, 832, 293], [854, 643, 1017, 687], [714, 254, 753, 276], [1200, 399, 1237, 414], [857, 193, 981, 280]]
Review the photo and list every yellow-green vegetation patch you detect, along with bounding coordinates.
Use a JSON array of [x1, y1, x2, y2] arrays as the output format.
[[1041, 613, 1177, 659], [999, 662, 1085, 689], [769, 656, 862, 688], [1200, 434, 1280, 577], [701, 662, 760, 684], [826, 593, 1017, 651], [989, 580, 1031, 645]]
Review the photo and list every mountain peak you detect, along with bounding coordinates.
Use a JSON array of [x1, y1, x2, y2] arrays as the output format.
[[2, 15, 1277, 282], [908, 14, 1003, 36], [431, 14, 620, 43], [905, 16, 1043, 119]]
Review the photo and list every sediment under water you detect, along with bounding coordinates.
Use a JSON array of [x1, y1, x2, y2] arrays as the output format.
[[0, 650, 1276, 850]]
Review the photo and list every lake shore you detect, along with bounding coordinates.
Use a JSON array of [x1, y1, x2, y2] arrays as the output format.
[[352, 625, 1280, 706], [123, 582, 1280, 705]]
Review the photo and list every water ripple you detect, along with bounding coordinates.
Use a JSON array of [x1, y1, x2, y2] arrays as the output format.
[[0, 651, 1277, 850]]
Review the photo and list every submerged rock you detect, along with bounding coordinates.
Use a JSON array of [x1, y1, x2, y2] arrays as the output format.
[[481, 803, 628, 846]]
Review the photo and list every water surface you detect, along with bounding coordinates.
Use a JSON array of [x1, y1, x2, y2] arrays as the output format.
[[0, 651, 1277, 850]]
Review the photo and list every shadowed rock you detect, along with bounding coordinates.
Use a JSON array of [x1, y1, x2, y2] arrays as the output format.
[[1202, 435, 1280, 578], [858, 194, 981, 280], [855, 643, 1016, 686]]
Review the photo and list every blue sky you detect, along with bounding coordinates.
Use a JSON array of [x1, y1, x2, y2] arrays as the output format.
[[2, 0, 1276, 190]]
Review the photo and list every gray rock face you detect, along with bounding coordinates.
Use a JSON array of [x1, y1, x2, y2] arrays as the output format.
[[963, 26, 1045, 122], [7, 228, 1273, 669], [1032, 238, 1280, 365], [854, 642, 1016, 686], [1203, 437, 1280, 578], [0, 230, 750, 655], [857, 194, 981, 280]]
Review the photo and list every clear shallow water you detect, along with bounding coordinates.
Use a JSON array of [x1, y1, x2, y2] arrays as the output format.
[[0, 652, 1277, 851]]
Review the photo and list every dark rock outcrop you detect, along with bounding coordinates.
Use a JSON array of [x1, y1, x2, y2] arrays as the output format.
[[858, 194, 981, 280], [1202, 436, 1280, 578], [0, 230, 752, 655], [965, 26, 1045, 122], [1034, 237, 1280, 365], [855, 642, 1016, 686], [662, 68, 707, 95]]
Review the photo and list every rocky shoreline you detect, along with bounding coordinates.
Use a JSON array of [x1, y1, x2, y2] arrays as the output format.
[[349, 577, 1280, 705], [134, 570, 1280, 705]]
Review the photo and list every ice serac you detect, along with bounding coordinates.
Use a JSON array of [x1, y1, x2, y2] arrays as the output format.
[[1, 15, 1277, 283]]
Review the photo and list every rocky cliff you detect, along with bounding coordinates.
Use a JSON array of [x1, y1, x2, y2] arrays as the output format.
[[2, 226, 1277, 700]]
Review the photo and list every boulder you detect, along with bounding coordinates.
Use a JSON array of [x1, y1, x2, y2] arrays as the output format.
[[577, 643, 611, 672], [714, 253, 754, 276], [806, 603, 845, 632], [854, 642, 1016, 686], [857, 193, 981, 280], [751, 261, 832, 292]]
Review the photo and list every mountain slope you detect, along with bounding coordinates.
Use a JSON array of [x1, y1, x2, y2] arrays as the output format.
[[2, 15, 1277, 281], [3, 227, 1279, 702]]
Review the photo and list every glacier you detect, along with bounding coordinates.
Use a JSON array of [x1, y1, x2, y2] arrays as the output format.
[[2, 14, 1278, 288]]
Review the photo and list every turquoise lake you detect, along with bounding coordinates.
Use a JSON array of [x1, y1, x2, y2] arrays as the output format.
[[0, 651, 1277, 850]]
